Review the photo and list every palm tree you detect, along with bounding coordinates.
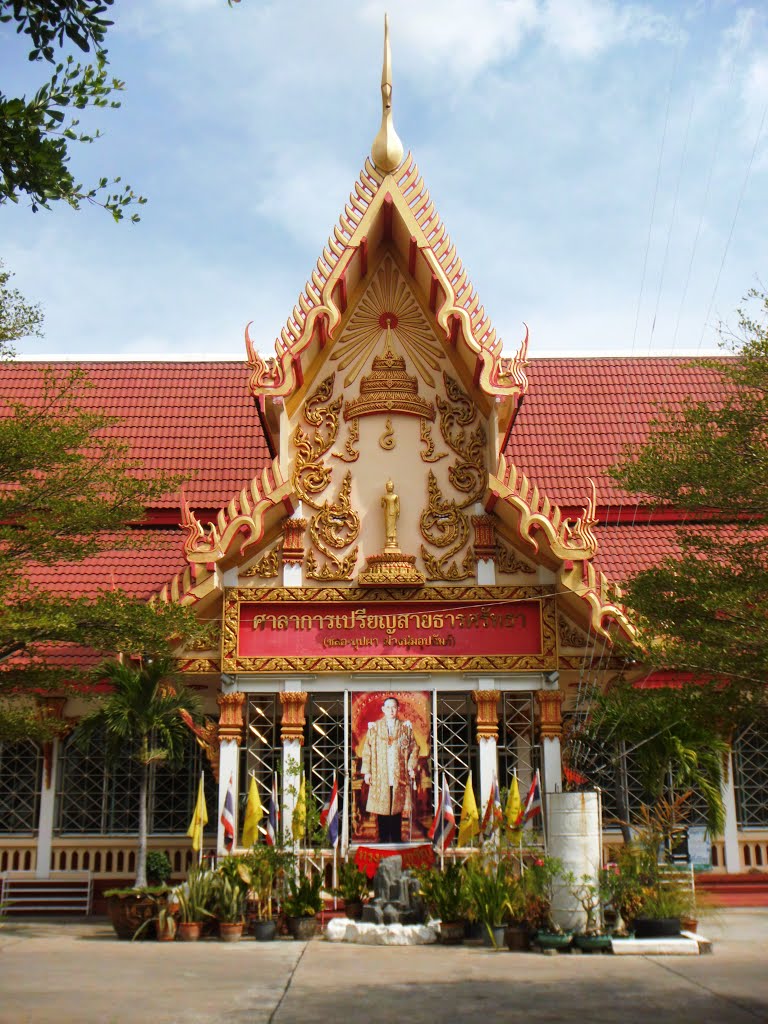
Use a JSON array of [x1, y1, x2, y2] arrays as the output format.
[[75, 656, 202, 888], [578, 683, 729, 837]]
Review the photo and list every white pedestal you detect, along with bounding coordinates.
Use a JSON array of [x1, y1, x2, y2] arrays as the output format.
[[722, 748, 740, 874]]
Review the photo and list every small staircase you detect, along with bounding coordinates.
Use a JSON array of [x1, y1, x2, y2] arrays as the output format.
[[0, 872, 92, 915], [695, 872, 768, 907]]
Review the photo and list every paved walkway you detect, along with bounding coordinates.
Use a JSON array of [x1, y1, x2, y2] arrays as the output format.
[[1, 910, 767, 1024]]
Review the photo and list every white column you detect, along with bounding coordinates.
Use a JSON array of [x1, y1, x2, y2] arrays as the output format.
[[36, 738, 59, 879], [473, 686, 499, 814], [283, 563, 302, 587], [477, 559, 495, 586], [722, 747, 740, 874], [282, 739, 302, 843], [537, 685, 564, 795], [216, 739, 240, 856], [279, 688, 307, 846], [541, 736, 563, 795]]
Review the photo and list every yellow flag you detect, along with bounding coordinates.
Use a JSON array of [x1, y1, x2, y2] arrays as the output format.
[[241, 775, 263, 848], [186, 774, 208, 852], [505, 774, 522, 832], [292, 775, 306, 841], [457, 773, 480, 846]]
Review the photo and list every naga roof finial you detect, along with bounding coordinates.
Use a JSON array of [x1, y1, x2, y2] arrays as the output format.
[[371, 14, 404, 174]]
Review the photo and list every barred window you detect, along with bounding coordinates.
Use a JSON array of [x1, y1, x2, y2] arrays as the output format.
[[0, 741, 42, 834], [734, 723, 768, 828], [498, 692, 537, 795], [57, 729, 214, 835], [435, 692, 478, 797]]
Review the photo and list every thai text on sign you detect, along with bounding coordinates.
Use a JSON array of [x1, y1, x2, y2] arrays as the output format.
[[238, 600, 543, 658]]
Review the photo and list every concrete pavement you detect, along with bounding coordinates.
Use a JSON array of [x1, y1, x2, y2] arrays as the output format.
[[1, 910, 766, 1024]]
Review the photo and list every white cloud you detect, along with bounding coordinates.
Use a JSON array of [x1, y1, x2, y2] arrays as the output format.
[[541, 0, 678, 58]]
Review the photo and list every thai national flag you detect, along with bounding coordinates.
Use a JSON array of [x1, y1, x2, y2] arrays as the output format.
[[220, 773, 235, 850], [430, 775, 456, 854], [522, 770, 543, 824], [265, 774, 279, 847], [326, 774, 340, 850], [481, 770, 503, 837]]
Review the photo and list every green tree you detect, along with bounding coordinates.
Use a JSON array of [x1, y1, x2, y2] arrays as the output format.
[[1, 0, 145, 220], [75, 657, 202, 888], [0, 258, 43, 358], [579, 683, 730, 837], [0, 365, 208, 737], [610, 289, 768, 713]]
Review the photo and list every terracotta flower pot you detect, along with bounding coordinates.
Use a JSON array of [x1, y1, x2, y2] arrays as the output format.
[[177, 921, 203, 942], [344, 899, 363, 920], [218, 922, 244, 943], [504, 922, 530, 951], [106, 892, 160, 942], [439, 921, 466, 945]]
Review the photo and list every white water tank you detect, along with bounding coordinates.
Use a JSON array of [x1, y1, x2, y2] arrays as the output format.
[[547, 791, 602, 932]]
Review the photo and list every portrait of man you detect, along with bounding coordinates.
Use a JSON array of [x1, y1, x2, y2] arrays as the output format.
[[352, 691, 431, 844]]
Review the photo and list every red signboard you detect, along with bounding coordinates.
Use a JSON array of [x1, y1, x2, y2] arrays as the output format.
[[238, 600, 543, 659]]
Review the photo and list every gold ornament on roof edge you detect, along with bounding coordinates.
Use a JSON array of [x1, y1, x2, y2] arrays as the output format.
[[332, 257, 443, 388], [371, 14, 404, 174]]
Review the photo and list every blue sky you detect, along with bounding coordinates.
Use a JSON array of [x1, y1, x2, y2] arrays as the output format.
[[2, 0, 767, 362]]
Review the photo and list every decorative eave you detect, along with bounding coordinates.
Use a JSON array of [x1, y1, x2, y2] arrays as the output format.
[[155, 457, 295, 607], [181, 458, 294, 566], [486, 453, 635, 641], [245, 153, 528, 426]]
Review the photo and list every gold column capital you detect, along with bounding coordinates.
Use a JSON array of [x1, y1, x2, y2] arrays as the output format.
[[217, 692, 246, 745], [280, 691, 308, 745], [472, 689, 499, 742], [537, 689, 564, 740]]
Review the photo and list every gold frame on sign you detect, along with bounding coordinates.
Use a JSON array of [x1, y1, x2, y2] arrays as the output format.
[[222, 585, 557, 674]]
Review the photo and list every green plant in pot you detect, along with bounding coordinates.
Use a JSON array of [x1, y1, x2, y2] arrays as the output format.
[[174, 867, 217, 941], [522, 856, 571, 949], [464, 854, 511, 949], [215, 875, 247, 942], [145, 851, 173, 888], [415, 863, 468, 944], [569, 873, 612, 951], [243, 846, 292, 940], [284, 871, 324, 940], [333, 861, 370, 920]]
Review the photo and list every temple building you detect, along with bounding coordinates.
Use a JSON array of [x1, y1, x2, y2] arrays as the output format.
[[1, 23, 766, 902]]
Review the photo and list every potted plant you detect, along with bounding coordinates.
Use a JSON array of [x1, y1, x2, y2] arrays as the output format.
[[503, 873, 530, 951], [570, 873, 612, 952], [284, 871, 324, 940], [130, 898, 178, 942], [244, 846, 290, 941], [102, 884, 170, 941], [175, 867, 217, 941], [74, 656, 202, 940], [146, 851, 173, 888], [415, 863, 467, 944], [215, 875, 247, 942], [522, 857, 572, 950], [464, 854, 511, 949], [333, 861, 370, 921]]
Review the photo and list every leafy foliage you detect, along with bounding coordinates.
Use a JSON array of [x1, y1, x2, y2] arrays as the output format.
[[578, 683, 729, 835], [0, 366, 207, 695], [0, 1, 146, 220], [610, 290, 768, 701], [0, 259, 43, 359], [74, 657, 202, 888]]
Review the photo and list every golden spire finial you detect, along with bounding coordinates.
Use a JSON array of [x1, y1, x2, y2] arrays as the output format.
[[371, 14, 404, 174]]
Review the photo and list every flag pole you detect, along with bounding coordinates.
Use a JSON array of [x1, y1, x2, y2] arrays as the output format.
[[198, 770, 204, 867], [440, 773, 445, 872], [538, 769, 548, 853]]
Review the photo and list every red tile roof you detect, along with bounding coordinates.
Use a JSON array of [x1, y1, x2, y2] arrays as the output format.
[[593, 522, 683, 580], [26, 530, 187, 599], [509, 357, 728, 512], [0, 362, 272, 512]]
